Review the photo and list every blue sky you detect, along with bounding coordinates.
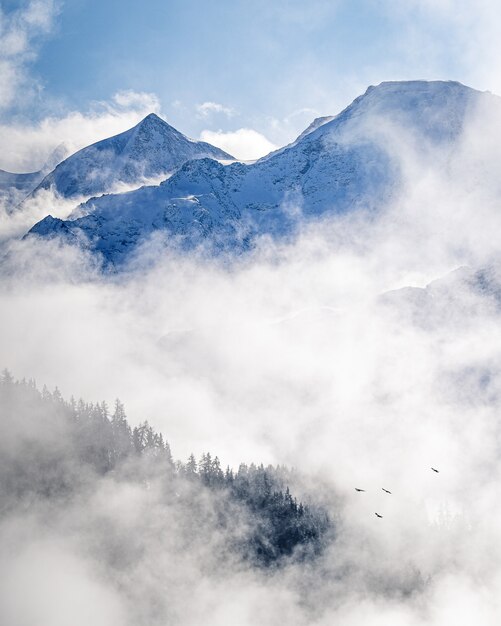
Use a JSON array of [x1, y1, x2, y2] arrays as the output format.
[[1, 0, 501, 167], [32, 1, 396, 111]]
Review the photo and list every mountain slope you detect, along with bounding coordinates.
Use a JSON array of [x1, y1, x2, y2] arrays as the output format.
[[28, 81, 495, 264], [380, 265, 501, 328], [30, 113, 235, 200]]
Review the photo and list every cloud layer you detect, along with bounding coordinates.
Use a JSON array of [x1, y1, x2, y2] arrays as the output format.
[[3, 162, 501, 623]]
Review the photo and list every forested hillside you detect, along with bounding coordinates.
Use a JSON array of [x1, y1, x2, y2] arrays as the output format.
[[0, 371, 330, 567]]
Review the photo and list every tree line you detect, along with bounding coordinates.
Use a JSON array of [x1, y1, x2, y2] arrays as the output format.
[[0, 370, 330, 566]]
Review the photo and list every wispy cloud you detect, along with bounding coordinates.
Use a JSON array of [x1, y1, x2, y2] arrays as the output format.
[[196, 101, 235, 119], [111, 90, 160, 113], [0, 0, 59, 111]]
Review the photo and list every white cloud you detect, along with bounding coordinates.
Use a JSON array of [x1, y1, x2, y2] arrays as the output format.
[[199, 128, 277, 160], [111, 90, 160, 112], [196, 101, 235, 118], [0, 0, 58, 111]]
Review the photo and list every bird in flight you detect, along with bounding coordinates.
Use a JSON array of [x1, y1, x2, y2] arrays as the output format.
[[355, 488, 366, 492], [382, 488, 392, 494], [375, 512, 383, 518], [431, 467, 439, 473]]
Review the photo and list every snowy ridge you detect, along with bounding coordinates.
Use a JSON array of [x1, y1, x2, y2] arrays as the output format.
[[27, 81, 498, 264]]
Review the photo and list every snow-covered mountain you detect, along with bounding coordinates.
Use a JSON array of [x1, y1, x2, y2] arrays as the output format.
[[0, 169, 44, 199], [0, 145, 68, 207], [28, 81, 495, 264], [30, 113, 234, 200], [380, 264, 501, 328]]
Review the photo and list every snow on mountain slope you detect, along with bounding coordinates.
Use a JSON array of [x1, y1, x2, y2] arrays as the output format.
[[297, 115, 335, 140], [27, 81, 495, 265], [30, 113, 235, 200]]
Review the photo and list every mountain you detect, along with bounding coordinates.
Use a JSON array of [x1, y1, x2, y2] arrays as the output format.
[[0, 145, 68, 207], [380, 264, 501, 328], [30, 113, 235, 200], [0, 169, 44, 199], [28, 81, 495, 265]]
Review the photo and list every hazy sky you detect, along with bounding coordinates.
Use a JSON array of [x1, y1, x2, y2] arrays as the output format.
[[2, 0, 501, 166]]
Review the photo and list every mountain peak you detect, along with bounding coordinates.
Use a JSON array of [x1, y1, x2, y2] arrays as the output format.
[[139, 112, 167, 126], [135, 112, 177, 133], [357, 79, 482, 106], [374, 78, 463, 88], [309, 79, 493, 147], [30, 111, 234, 200], [143, 112, 162, 121]]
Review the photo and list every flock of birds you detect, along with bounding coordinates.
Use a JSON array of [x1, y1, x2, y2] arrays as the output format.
[[356, 467, 440, 518]]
